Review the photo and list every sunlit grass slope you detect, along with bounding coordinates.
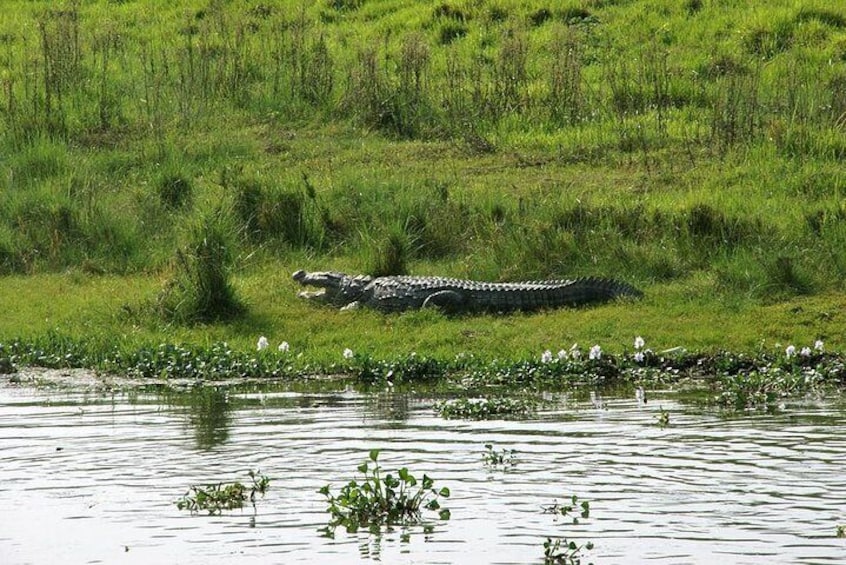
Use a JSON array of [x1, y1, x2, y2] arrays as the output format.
[[1, 0, 845, 356]]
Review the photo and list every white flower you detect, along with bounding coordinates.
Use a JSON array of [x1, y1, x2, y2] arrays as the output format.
[[634, 351, 644, 363], [541, 350, 553, 364], [589, 344, 602, 360], [800, 346, 811, 357], [634, 336, 645, 350], [557, 349, 568, 360], [343, 348, 354, 360], [814, 340, 824, 352], [257, 336, 269, 351], [278, 341, 290, 353], [785, 345, 796, 359], [569, 344, 581, 360]]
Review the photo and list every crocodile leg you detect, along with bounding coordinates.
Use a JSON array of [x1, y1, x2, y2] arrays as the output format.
[[422, 290, 467, 313]]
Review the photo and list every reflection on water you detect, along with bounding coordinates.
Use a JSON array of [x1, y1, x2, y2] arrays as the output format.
[[0, 382, 845, 565], [184, 388, 232, 450]]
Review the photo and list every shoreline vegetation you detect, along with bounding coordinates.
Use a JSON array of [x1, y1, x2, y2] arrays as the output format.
[[2, 1, 846, 379], [2, 334, 844, 412]]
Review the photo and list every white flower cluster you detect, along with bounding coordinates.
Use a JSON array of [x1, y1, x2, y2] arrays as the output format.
[[256, 336, 291, 352], [542, 343, 583, 363], [785, 339, 824, 359]]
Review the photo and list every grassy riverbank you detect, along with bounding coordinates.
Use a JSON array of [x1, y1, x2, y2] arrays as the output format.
[[2, 0, 845, 360]]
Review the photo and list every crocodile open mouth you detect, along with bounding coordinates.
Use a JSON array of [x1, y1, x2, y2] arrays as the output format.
[[297, 288, 327, 300]]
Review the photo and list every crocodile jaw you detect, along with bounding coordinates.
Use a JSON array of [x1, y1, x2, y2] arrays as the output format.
[[292, 270, 371, 307], [292, 270, 343, 304]]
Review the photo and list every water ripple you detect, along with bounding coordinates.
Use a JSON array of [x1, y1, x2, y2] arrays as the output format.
[[1, 385, 844, 564]]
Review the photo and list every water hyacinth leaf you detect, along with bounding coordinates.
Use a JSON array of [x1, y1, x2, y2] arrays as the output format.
[[319, 452, 450, 534]]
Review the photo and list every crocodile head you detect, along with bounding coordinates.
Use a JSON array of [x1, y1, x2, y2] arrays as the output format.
[[292, 270, 373, 308]]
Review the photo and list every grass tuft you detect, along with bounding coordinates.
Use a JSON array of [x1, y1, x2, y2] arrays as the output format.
[[156, 207, 243, 323]]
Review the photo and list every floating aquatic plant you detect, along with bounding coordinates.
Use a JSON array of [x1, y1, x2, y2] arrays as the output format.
[[657, 407, 670, 427], [435, 396, 538, 420], [542, 495, 590, 525], [543, 536, 595, 565], [176, 469, 270, 515], [3, 336, 845, 409], [482, 443, 517, 468], [542, 495, 594, 564], [319, 449, 450, 536]]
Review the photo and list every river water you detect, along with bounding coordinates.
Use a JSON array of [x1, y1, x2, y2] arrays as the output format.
[[1, 379, 844, 564]]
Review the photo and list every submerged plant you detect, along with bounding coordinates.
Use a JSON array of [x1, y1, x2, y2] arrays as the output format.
[[176, 469, 270, 515], [318, 449, 450, 536]]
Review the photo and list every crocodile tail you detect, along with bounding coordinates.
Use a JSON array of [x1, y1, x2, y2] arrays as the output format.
[[585, 277, 643, 300], [546, 277, 643, 307]]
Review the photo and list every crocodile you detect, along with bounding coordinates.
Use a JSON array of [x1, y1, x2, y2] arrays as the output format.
[[292, 270, 642, 314]]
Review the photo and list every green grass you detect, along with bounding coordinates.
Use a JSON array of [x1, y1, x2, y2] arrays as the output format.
[[1, 0, 845, 360], [0, 267, 839, 363]]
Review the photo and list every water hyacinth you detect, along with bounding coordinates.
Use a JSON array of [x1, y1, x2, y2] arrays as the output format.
[[557, 349, 568, 360], [569, 344, 581, 360], [800, 346, 811, 357], [541, 350, 553, 364], [634, 351, 645, 363], [278, 341, 290, 353], [343, 348, 354, 360], [634, 336, 645, 350], [785, 345, 796, 359], [257, 336, 269, 351], [589, 345, 601, 360], [815, 340, 824, 352]]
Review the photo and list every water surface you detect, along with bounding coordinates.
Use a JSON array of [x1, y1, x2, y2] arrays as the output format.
[[1, 382, 844, 564]]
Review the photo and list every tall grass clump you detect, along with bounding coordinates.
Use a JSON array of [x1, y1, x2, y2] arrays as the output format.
[[227, 170, 324, 250], [156, 167, 194, 210], [156, 207, 243, 323], [364, 224, 411, 277], [546, 25, 584, 126], [342, 33, 435, 138], [2, 180, 139, 274]]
